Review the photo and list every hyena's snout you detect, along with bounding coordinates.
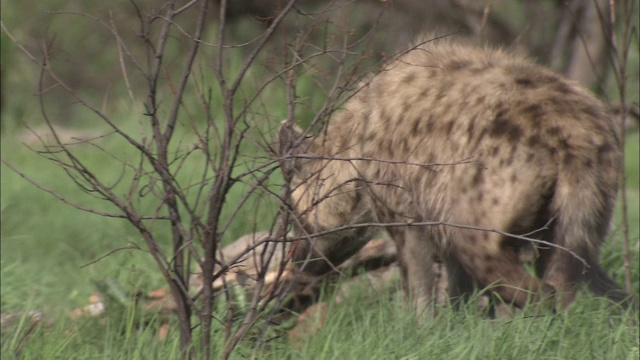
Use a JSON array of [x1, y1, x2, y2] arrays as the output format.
[[291, 233, 369, 275]]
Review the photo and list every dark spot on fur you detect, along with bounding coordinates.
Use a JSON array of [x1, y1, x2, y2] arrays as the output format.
[[435, 88, 447, 101], [585, 158, 593, 168], [489, 109, 523, 144], [411, 117, 421, 134], [444, 121, 454, 135], [402, 139, 411, 154], [472, 167, 484, 185], [471, 128, 488, 150], [468, 236, 477, 245], [526, 152, 535, 162], [490, 146, 500, 157], [548, 97, 580, 115], [468, 65, 487, 74], [483, 254, 493, 262], [545, 126, 561, 138], [563, 152, 575, 165], [557, 136, 571, 150], [426, 117, 435, 132], [364, 130, 376, 143], [580, 105, 601, 119], [510, 174, 518, 183], [402, 101, 411, 114], [386, 139, 395, 157], [403, 73, 416, 84], [492, 197, 500, 206], [381, 110, 392, 124], [522, 104, 543, 120], [539, 74, 560, 84], [476, 192, 484, 202], [515, 77, 536, 88], [526, 135, 541, 147], [553, 82, 573, 94], [363, 111, 371, 124], [484, 265, 495, 275], [466, 119, 476, 139], [597, 142, 614, 157], [448, 60, 470, 70]]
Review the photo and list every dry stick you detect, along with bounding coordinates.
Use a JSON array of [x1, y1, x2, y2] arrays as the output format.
[[255, 221, 300, 348], [163, 0, 208, 141], [14, 314, 42, 358], [607, 0, 633, 296], [222, 225, 291, 359], [288, 154, 478, 170], [254, 223, 294, 347], [50, 64, 195, 315], [219, 168, 277, 236], [228, 0, 301, 97], [81, 245, 145, 269], [2, 21, 154, 163], [209, 2, 232, 354], [291, 219, 588, 268], [6, 11, 200, 357], [110, 11, 136, 104], [142, 3, 199, 355], [215, 2, 306, 357], [156, 1, 210, 356], [0, 160, 165, 220], [203, 0, 245, 355]]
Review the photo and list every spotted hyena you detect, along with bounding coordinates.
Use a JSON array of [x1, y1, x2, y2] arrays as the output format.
[[278, 38, 632, 312]]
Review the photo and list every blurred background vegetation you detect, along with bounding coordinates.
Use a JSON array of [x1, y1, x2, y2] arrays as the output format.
[[2, 0, 638, 132]]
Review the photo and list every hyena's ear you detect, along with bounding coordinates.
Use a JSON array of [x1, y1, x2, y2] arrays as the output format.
[[278, 120, 310, 179], [278, 120, 305, 157]]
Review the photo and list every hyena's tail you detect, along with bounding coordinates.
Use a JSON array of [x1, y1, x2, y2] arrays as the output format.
[[586, 259, 634, 308], [548, 140, 634, 309]]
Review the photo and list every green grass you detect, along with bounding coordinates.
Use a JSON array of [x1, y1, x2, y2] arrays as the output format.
[[2, 127, 638, 359], [271, 291, 638, 360]]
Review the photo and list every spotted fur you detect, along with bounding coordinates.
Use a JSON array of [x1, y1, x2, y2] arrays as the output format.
[[279, 38, 631, 312]]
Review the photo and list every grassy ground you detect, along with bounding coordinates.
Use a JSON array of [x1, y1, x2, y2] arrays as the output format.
[[1, 124, 638, 358]]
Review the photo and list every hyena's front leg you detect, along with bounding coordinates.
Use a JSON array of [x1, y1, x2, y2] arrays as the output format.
[[392, 227, 440, 315]]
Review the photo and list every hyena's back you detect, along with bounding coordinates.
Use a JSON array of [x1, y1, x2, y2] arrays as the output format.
[[360, 42, 626, 306], [284, 40, 631, 309]]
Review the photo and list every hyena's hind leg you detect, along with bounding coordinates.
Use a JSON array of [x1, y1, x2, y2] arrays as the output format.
[[391, 227, 441, 315], [450, 230, 553, 308], [543, 249, 633, 309], [539, 240, 633, 309]]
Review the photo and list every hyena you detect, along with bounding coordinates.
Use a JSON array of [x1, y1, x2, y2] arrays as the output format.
[[278, 38, 632, 312]]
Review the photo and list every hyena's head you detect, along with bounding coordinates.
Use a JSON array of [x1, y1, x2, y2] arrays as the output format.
[[277, 121, 374, 275]]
